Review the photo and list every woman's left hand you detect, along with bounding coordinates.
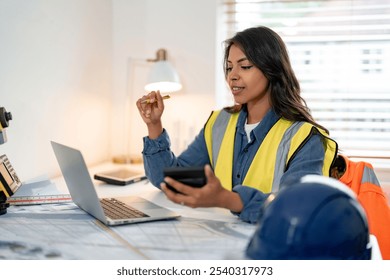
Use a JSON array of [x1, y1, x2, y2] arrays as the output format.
[[161, 165, 243, 212]]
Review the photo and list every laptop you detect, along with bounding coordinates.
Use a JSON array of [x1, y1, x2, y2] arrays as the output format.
[[51, 141, 180, 226]]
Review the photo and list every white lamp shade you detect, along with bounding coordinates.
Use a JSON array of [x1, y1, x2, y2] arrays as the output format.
[[144, 61, 182, 93]]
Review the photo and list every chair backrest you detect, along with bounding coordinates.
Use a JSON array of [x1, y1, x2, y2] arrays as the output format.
[[332, 154, 390, 260]]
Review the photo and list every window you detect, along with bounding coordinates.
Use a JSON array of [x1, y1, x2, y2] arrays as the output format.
[[219, 0, 390, 166]]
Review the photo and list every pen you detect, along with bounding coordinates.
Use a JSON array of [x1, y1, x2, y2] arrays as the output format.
[[141, 94, 170, 104]]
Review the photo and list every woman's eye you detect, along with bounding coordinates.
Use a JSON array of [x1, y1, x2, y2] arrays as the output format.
[[242, 65, 253, 70], [226, 67, 232, 72]]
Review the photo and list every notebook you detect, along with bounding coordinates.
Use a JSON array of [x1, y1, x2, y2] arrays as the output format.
[[51, 141, 180, 226]]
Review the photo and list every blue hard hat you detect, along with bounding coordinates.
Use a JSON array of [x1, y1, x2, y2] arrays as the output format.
[[246, 175, 371, 260]]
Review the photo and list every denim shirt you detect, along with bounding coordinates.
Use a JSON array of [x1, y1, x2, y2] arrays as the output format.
[[142, 108, 325, 224]]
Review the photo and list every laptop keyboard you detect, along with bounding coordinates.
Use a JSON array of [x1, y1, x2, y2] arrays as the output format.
[[100, 198, 149, 220]]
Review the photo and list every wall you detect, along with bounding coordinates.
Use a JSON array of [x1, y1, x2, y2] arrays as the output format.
[[0, 0, 219, 182], [0, 0, 112, 180], [111, 0, 218, 159]]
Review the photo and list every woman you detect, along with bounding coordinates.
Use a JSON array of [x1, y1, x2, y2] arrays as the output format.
[[136, 26, 337, 223]]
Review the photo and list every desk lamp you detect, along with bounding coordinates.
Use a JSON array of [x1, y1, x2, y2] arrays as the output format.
[[144, 48, 182, 93]]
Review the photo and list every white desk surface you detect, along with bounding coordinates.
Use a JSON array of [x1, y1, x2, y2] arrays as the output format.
[[1, 162, 256, 260]]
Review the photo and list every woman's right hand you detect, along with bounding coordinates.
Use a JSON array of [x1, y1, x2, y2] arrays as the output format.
[[136, 91, 165, 124], [136, 90, 165, 139]]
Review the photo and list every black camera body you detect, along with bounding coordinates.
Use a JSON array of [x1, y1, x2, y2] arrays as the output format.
[[0, 107, 17, 215], [0, 107, 12, 145]]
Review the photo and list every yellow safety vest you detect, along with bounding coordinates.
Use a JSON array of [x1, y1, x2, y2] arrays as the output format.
[[204, 109, 338, 193]]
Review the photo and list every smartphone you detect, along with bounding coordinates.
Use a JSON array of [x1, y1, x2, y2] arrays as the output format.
[[163, 166, 206, 193]]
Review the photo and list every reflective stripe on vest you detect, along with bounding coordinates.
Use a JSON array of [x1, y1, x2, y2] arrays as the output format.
[[204, 109, 337, 193], [362, 166, 381, 186]]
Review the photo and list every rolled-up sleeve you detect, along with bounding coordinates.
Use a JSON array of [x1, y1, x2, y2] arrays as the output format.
[[232, 185, 270, 223], [142, 128, 211, 188], [143, 129, 172, 156], [142, 129, 176, 187]]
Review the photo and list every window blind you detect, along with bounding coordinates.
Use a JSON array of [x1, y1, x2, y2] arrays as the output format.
[[221, 0, 390, 164]]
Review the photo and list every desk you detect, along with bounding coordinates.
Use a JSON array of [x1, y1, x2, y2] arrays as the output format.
[[0, 163, 256, 260]]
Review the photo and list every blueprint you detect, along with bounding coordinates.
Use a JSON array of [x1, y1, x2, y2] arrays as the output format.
[[112, 217, 256, 260], [0, 203, 145, 259], [0, 202, 256, 260]]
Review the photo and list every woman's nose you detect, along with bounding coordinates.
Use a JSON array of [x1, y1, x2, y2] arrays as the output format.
[[229, 68, 239, 81]]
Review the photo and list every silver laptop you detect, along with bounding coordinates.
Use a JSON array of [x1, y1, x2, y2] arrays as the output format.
[[51, 141, 180, 226]]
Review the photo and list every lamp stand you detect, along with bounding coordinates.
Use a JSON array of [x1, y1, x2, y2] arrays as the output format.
[[112, 57, 145, 165]]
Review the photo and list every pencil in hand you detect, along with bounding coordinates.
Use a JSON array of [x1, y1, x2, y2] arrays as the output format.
[[141, 94, 171, 104]]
